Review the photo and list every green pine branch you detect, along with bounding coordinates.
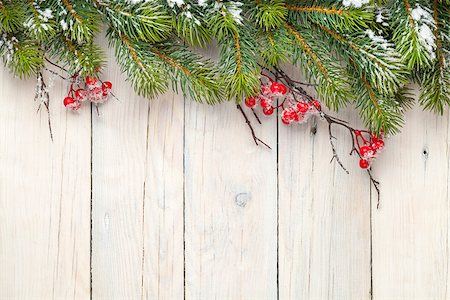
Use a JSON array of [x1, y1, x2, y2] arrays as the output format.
[[283, 21, 352, 110], [108, 30, 223, 103], [95, 0, 173, 43]]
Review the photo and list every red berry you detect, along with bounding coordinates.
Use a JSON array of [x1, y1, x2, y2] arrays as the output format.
[[263, 107, 274, 115], [260, 97, 272, 108], [261, 84, 271, 95], [359, 159, 370, 169], [373, 140, 385, 151], [63, 96, 75, 107], [311, 100, 321, 110], [359, 145, 374, 158], [245, 96, 257, 108], [85, 76, 97, 86], [281, 117, 291, 125], [270, 82, 287, 95], [75, 89, 87, 101], [296, 102, 308, 113], [102, 81, 112, 91]]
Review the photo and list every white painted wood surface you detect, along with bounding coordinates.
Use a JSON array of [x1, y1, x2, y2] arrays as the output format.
[[1, 44, 449, 300]]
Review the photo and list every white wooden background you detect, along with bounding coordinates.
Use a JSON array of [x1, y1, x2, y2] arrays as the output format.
[[0, 42, 449, 300]]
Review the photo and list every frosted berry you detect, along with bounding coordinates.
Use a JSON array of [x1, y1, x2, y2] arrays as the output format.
[[261, 84, 271, 96], [263, 106, 274, 115], [281, 117, 291, 125], [260, 97, 272, 109], [64, 96, 75, 107], [75, 89, 88, 101], [311, 100, 321, 111], [245, 96, 257, 108], [102, 81, 112, 91], [296, 102, 309, 113], [89, 87, 105, 103], [359, 145, 374, 158], [373, 140, 385, 151], [85, 76, 97, 86], [64, 97, 80, 111], [282, 108, 295, 120], [270, 82, 287, 95], [359, 159, 370, 169]]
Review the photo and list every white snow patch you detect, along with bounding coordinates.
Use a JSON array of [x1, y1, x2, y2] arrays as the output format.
[[411, 4, 436, 60], [197, 0, 207, 7], [342, 0, 369, 8], [365, 29, 391, 50], [60, 20, 68, 30], [167, 0, 184, 8], [227, 1, 243, 25]]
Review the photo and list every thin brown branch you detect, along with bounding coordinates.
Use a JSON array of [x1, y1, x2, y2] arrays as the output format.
[[237, 104, 271, 149]]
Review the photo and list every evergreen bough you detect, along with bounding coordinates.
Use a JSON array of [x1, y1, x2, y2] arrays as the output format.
[[0, 0, 449, 135]]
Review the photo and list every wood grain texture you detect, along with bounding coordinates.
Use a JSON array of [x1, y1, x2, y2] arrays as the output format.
[[278, 105, 372, 300], [184, 100, 278, 299], [141, 92, 184, 300], [0, 69, 91, 299], [2, 48, 450, 300], [91, 38, 184, 299], [91, 43, 149, 299], [371, 103, 450, 300]]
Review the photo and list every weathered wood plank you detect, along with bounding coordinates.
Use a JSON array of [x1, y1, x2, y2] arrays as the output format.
[[371, 104, 449, 299], [278, 69, 372, 299], [184, 101, 278, 299], [0, 69, 91, 298], [91, 42, 184, 299], [141, 92, 185, 300], [91, 45, 149, 299]]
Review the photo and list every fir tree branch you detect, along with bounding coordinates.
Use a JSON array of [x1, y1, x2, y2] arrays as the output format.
[[61, 0, 82, 22], [283, 21, 351, 109], [284, 22, 327, 77], [285, 5, 344, 15]]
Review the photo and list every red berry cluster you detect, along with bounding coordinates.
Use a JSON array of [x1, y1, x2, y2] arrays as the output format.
[[245, 77, 322, 124], [355, 130, 385, 169], [63, 75, 112, 111]]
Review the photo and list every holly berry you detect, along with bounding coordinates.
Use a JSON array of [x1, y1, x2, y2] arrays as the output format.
[[260, 97, 272, 109], [64, 96, 75, 106], [373, 140, 385, 151], [85, 76, 97, 86], [102, 81, 112, 92], [359, 145, 374, 158], [245, 96, 257, 108], [311, 100, 321, 111], [75, 89, 87, 101], [359, 159, 370, 169], [89, 86, 105, 103], [296, 101, 308, 113], [263, 106, 274, 115], [270, 82, 287, 95], [63, 97, 80, 111], [281, 117, 291, 125]]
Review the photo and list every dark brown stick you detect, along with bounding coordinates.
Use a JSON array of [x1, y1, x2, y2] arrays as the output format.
[[237, 104, 271, 149]]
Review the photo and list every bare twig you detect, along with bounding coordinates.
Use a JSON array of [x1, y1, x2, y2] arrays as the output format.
[[35, 72, 53, 141], [237, 104, 271, 149], [251, 108, 262, 124], [328, 122, 349, 174], [267, 66, 382, 203]]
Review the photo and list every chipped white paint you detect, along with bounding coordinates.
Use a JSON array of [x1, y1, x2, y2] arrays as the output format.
[[0, 47, 449, 299]]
